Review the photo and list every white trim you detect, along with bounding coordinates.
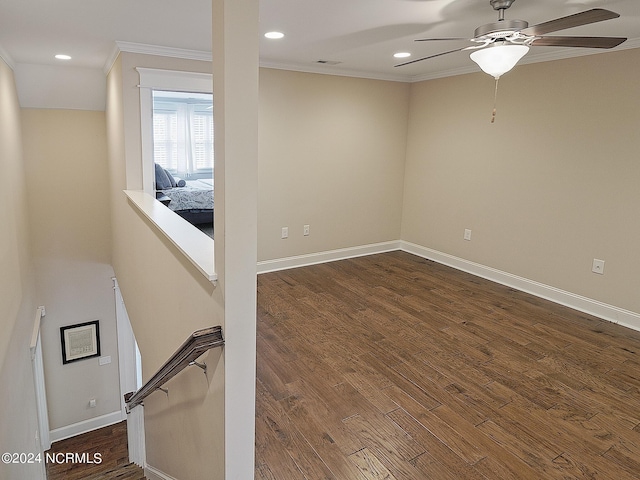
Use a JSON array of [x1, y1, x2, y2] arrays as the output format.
[[0, 45, 15, 71], [103, 43, 121, 75], [257, 241, 401, 274], [102, 38, 640, 85], [139, 82, 154, 195], [124, 190, 217, 282], [262, 38, 640, 84], [118, 41, 212, 62], [113, 278, 146, 467], [145, 463, 179, 480], [104, 42, 212, 75], [30, 306, 51, 453], [127, 405, 146, 469], [401, 241, 640, 331], [259, 61, 410, 83], [29, 306, 45, 353], [49, 411, 123, 444], [136, 67, 214, 196], [136, 67, 213, 93], [257, 240, 640, 332], [113, 277, 135, 415]]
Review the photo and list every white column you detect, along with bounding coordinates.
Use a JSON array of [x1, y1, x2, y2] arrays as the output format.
[[212, 0, 259, 478]]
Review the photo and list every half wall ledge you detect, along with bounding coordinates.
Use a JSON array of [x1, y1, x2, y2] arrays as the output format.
[[124, 190, 217, 283]]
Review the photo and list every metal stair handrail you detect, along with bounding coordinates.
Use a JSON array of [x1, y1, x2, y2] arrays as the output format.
[[124, 326, 224, 411]]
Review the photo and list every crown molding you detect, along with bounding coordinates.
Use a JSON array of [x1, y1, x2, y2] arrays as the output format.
[[104, 41, 212, 74], [0, 44, 15, 70], [259, 60, 410, 83], [518, 37, 640, 67], [407, 64, 480, 83], [116, 41, 212, 61], [103, 37, 640, 83], [103, 42, 122, 75]]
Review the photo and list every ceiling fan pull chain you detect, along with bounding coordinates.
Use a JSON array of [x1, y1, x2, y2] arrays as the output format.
[[491, 77, 499, 123]]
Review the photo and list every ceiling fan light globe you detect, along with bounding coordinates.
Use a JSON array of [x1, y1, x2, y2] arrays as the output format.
[[470, 44, 529, 79]]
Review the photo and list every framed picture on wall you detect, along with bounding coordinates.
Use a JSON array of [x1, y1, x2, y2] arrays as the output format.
[[60, 320, 101, 364]]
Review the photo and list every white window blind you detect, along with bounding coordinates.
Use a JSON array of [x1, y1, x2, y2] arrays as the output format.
[[152, 91, 213, 177], [153, 110, 178, 170]]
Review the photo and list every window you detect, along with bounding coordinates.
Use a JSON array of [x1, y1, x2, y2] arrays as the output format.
[[131, 68, 216, 281], [137, 67, 213, 195], [152, 91, 213, 178]]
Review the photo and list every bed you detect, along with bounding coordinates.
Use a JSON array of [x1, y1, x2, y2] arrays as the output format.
[[155, 164, 214, 225]]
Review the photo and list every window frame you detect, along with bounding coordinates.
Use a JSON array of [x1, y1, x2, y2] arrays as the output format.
[[137, 68, 213, 195]]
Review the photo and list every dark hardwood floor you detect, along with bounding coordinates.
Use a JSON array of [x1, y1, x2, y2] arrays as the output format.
[[255, 251, 640, 479], [46, 421, 144, 480]]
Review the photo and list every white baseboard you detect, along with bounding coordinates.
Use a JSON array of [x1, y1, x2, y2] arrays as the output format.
[[145, 463, 179, 480], [401, 241, 640, 332], [256, 240, 640, 332], [257, 240, 401, 274], [49, 410, 125, 444]]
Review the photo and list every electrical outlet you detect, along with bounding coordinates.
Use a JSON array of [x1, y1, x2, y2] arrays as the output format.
[[303, 224, 310, 236], [89, 398, 97, 408], [99, 355, 111, 366], [281, 227, 288, 239], [592, 259, 605, 275], [464, 229, 472, 241]]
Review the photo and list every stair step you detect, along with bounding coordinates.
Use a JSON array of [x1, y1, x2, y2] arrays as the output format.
[[83, 462, 146, 480]]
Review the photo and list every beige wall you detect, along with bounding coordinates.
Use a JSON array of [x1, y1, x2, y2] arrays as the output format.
[[258, 68, 410, 261], [106, 52, 226, 479], [402, 48, 640, 314], [0, 58, 44, 479], [20, 109, 121, 431]]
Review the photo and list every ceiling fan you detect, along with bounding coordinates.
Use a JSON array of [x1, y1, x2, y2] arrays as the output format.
[[396, 0, 627, 79]]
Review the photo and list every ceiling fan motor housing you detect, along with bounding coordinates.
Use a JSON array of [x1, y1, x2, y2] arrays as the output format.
[[475, 19, 529, 38], [490, 0, 517, 11]]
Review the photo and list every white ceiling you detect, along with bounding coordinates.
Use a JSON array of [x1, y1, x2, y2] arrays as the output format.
[[1, 0, 639, 81]]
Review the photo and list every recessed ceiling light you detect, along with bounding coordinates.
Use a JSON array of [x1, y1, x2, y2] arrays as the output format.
[[55, 54, 72, 60], [264, 31, 284, 39], [393, 52, 411, 59]]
